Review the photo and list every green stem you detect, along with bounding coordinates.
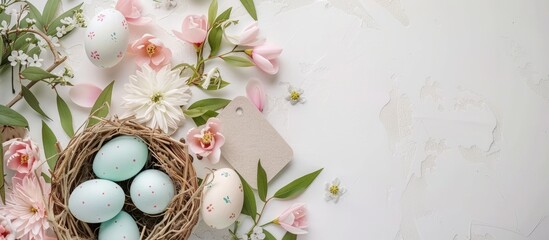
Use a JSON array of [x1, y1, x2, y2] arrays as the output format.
[[246, 197, 273, 235]]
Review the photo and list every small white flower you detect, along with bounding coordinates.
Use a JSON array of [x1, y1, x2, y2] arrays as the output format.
[[154, 0, 177, 9], [201, 67, 220, 89], [0, 20, 9, 35], [250, 227, 265, 240], [238, 233, 249, 240], [7, 50, 27, 67], [325, 178, 346, 203], [55, 25, 67, 37], [60, 17, 76, 26], [8, 9, 19, 17], [285, 86, 306, 105], [122, 64, 192, 134], [25, 18, 37, 25], [26, 54, 43, 67]]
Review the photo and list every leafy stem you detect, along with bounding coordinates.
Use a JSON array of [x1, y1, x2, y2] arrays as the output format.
[[246, 196, 274, 236]]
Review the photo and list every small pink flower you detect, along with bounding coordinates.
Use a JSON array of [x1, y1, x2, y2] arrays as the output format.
[[129, 34, 172, 71], [3, 138, 40, 176], [225, 22, 265, 46], [0, 216, 15, 240], [115, 0, 152, 26], [186, 118, 225, 164], [274, 203, 308, 235], [246, 43, 282, 75], [246, 79, 266, 112], [173, 15, 208, 45]]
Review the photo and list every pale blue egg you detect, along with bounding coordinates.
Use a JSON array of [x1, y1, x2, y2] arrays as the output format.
[[130, 169, 175, 214], [68, 179, 125, 223], [93, 135, 149, 181], [98, 211, 140, 240]]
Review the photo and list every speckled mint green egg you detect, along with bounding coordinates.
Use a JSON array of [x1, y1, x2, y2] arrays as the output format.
[[93, 135, 149, 181], [98, 211, 140, 240]]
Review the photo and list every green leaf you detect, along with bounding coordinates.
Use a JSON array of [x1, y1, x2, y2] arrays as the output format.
[[41, 172, 52, 183], [238, 172, 257, 221], [42, 0, 61, 26], [56, 95, 74, 137], [46, 3, 83, 37], [25, 2, 44, 29], [282, 232, 297, 240], [14, 33, 33, 50], [221, 56, 255, 67], [183, 108, 209, 118], [239, 0, 258, 20], [42, 121, 58, 170], [27, 46, 41, 57], [205, 78, 230, 90], [0, 143, 4, 204], [207, 7, 232, 56], [263, 229, 276, 240], [188, 98, 231, 111], [192, 110, 218, 126], [208, 0, 218, 27], [197, 177, 203, 186], [215, 7, 232, 25], [0, 105, 29, 127], [21, 66, 59, 81], [87, 81, 114, 128], [273, 168, 323, 199], [0, 36, 4, 65], [21, 86, 51, 120], [257, 160, 268, 202]]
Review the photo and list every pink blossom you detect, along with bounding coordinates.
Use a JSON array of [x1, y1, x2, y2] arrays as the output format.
[[129, 34, 172, 71], [186, 118, 225, 164], [246, 79, 266, 112], [4, 175, 51, 240], [173, 15, 208, 45], [275, 203, 308, 235], [3, 138, 40, 176], [0, 216, 16, 240], [225, 22, 265, 46], [115, 0, 152, 25], [246, 43, 282, 75]]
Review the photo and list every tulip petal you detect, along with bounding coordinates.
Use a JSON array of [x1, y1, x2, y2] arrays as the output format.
[[253, 54, 278, 75], [246, 79, 266, 112], [254, 44, 282, 60], [128, 16, 152, 26], [280, 223, 308, 235], [69, 83, 102, 108]]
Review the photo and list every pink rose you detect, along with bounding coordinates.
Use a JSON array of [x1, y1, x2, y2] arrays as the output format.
[[186, 118, 225, 164], [3, 138, 40, 176], [173, 15, 208, 45], [129, 34, 172, 71], [274, 203, 308, 235], [115, 0, 152, 25], [246, 43, 282, 75]]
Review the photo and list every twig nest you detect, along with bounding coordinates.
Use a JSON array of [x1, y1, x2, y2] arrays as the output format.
[[50, 118, 201, 240]]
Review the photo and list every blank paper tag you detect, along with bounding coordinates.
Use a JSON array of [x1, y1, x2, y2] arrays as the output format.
[[218, 96, 293, 189]]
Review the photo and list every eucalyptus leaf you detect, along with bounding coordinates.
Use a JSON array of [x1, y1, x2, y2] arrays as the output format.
[[238, 172, 257, 221], [192, 110, 218, 126], [56, 95, 74, 137], [42, 0, 61, 26], [281, 232, 297, 240], [239, 0, 258, 20], [0, 143, 4, 204], [273, 168, 323, 199], [0, 105, 29, 127], [21, 86, 51, 120], [87, 81, 114, 128], [208, 0, 218, 27], [46, 3, 83, 37], [42, 121, 58, 170], [21, 67, 58, 81], [221, 56, 255, 67], [257, 160, 268, 202], [263, 229, 276, 240]]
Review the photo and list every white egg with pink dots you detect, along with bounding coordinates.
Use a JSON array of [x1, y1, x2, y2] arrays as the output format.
[[130, 169, 175, 214], [68, 179, 125, 223]]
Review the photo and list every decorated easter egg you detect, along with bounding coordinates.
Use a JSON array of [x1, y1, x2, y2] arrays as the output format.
[[68, 179, 125, 223], [98, 211, 140, 240], [130, 169, 175, 214], [84, 8, 129, 68], [93, 135, 149, 182], [200, 168, 244, 229]]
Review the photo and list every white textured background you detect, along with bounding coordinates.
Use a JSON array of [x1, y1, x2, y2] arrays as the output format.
[[3, 0, 549, 239]]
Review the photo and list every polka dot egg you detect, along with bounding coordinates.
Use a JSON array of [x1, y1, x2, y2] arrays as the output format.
[[68, 179, 125, 223], [200, 168, 244, 229], [130, 169, 175, 214], [98, 211, 140, 240], [93, 135, 149, 182]]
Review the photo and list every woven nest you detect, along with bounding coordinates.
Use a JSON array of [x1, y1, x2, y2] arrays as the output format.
[[49, 118, 201, 240]]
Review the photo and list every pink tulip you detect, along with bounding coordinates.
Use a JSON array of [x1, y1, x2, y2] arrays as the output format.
[[246, 43, 282, 75], [115, 0, 152, 25], [173, 15, 208, 46], [186, 118, 225, 164], [129, 34, 172, 71], [225, 22, 265, 46], [274, 203, 308, 235], [246, 79, 266, 112], [3, 138, 40, 176]]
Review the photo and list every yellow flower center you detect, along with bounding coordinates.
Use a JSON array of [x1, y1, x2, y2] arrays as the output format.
[[30, 206, 38, 214], [201, 131, 213, 145], [20, 154, 29, 164], [146, 43, 157, 57], [273, 218, 280, 225], [329, 185, 339, 195], [290, 91, 301, 101], [150, 92, 163, 103]]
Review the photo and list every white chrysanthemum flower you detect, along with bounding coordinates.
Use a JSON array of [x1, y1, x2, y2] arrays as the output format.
[[123, 64, 191, 134]]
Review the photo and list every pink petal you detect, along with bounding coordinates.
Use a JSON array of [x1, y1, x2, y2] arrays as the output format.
[[246, 79, 266, 112], [209, 148, 221, 164], [128, 16, 152, 26], [115, 0, 133, 17], [280, 222, 308, 235], [253, 44, 282, 60], [181, 29, 207, 43], [69, 83, 102, 108], [252, 54, 279, 75]]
